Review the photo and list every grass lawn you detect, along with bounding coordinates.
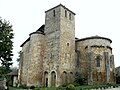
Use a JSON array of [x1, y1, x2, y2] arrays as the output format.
[[9, 87, 63, 90], [9, 87, 28, 90], [8, 84, 120, 90]]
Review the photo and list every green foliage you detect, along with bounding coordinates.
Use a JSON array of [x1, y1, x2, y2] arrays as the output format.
[[0, 17, 14, 68], [19, 84, 28, 89], [16, 51, 21, 62], [116, 74, 120, 84], [30, 85, 35, 89], [0, 17, 14, 78], [33, 87, 41, 90], [60, 83, 68, 87], [0, 66, 11, 78], [74, 72, 86, 85], [66, 84, 75, 90], [8, 84, 120, 90]]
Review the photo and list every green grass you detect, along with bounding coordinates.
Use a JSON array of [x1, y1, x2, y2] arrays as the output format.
[[9, 86, 28, 90], [9, 84, 120, 90]]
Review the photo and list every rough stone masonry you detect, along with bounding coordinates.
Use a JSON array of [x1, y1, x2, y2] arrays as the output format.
[[18, 4, 115, 87]]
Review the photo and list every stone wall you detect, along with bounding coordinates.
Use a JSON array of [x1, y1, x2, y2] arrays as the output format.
[[19, 4, 115, 87], [44, 5, 75, 87], [76, 37, 115, 84], [20, 41, 30, 85], [44, 5, 61, 87], [27, 33, 45, 86], [59, 5, 75, 85]]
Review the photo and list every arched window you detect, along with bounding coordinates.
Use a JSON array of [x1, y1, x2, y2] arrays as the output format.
[[44, 71, 48, 87], [62, 71, 67, 84], [96, 55, 100, 67], [70, 72, 73, 82], [51, 71, 56, 87]]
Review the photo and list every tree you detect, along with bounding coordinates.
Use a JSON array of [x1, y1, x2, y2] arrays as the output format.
[[16, 51, 21, 62], [0, 17, 14, 73]]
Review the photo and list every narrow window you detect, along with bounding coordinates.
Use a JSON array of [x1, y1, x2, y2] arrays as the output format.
[[53, 10, 55, 17], [69, 13, 71, 20], [96, 55, 100, 67], [67, 43, 69, 46], [50, 53, 52, 59], [65, 53, 67, 60], [110, 59, 112, 68], [65, 10, 67, 17]]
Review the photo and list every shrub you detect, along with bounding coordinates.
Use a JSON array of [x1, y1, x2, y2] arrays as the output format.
[[61, 83, 68, 87], [66, 84, 75, 90], [19, 84, 28, 89], [74, 72, 86, 85], [33, 87, 40, 90], [30, 85, 35, 89], [116, 75, 120, 84]]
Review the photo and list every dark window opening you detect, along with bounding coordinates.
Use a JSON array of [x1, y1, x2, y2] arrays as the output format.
[[53, 10, 55, 17], [65, 10, 67, 17], [67, 43, 69, 46], [44, 71, 48, 87], [96, 55, 100, 67], [50, 53, 52, 59], [69, 13, 71, 20]]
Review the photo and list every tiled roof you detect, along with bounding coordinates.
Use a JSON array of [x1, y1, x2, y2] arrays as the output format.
[[76, 35, 112, 43], [45, 4, 76, 15], [20, 25, 45, 47], [7, 70, 18, 76]]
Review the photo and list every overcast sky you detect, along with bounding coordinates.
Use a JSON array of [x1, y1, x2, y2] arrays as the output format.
[[0, 0, 120, 67]]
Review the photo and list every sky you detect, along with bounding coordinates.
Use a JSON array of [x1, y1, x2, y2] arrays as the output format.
[[0, 0, 120, 67]]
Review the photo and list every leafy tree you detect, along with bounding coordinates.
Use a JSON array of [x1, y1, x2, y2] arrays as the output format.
[[16, 51, 21, 62], [0, 17, 14, 74]]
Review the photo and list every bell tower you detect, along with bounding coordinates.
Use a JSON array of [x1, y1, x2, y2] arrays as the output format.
[[44, 4, 76, 86]]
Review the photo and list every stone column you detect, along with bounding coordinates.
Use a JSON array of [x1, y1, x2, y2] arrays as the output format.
[[87, 46, 93, 85], [76, 50, 80, 72], [104, 47, 110, 83], [111, 55, 116, 83]]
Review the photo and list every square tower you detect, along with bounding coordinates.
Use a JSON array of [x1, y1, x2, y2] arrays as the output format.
[[44, 4, 76, 86]]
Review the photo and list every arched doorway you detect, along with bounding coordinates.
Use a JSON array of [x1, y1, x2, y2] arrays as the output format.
[[62, 71, 67, 84], [51, 71, 56, 87], [70, 72, 73, 83], [44, 71, 48, 87]]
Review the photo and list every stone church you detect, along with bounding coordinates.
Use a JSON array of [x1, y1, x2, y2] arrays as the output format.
[[18, 4, 115, 87]]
